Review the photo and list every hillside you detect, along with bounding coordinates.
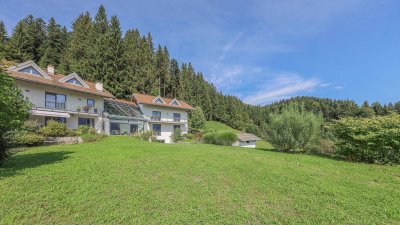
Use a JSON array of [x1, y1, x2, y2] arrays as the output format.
[[1, 137, 399, 224], [204, 121, 241, 133]]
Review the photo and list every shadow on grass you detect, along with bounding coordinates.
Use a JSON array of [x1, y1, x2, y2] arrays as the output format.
[[255, 147, 345, 161], [0, 151, 72, 178]]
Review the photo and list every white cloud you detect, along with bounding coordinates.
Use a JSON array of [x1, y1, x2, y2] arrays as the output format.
[[219, 31, 244, 60], [243, 73, 322, 105]]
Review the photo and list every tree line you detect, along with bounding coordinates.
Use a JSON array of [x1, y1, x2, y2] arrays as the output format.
[[1, 5, 399, 138]]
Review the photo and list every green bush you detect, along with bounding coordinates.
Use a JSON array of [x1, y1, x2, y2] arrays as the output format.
[[39, 121, 72, 137], [190, 107, 206, 130], [268, 104, 323, 151], [18, 133, 45, 146], [139, 131, 157, 142], [332, 114, 400, 164], [182, 133, 195, 140], [171, 128, 183, 143], [204, 131, 237, 146], [77, 125, 90, 135], [81, 133, 106, 143]]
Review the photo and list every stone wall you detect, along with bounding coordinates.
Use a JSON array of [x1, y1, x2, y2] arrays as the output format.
[[45, 137, 83, 145]]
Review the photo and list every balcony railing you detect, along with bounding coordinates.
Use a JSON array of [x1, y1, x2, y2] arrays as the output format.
[[45, 100, 65, 110], [151, 116, 161, 121], [148, 117, 187, 123], [27, 97, 101, 115]]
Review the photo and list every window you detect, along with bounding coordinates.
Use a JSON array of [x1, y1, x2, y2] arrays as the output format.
[[87, 99, 95, 107], [45, 117, 66, 125], [130, 124, 138, 134], [66, 78, 83, 86], [155, 98, 164, 104], [110, 122, 129, 135], [45, 92, 66, 110], [18, 66, 41, 76], [171, 100, 179, 106], [152, 111, 161, 121], [78, 118, 94, 127], [173, 113, 181, 122], [173, 125, 181, 132], [152, 124, 161, 136]]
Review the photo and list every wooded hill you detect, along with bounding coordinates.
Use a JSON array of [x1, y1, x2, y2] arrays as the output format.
[[1, 5, 399, 137]]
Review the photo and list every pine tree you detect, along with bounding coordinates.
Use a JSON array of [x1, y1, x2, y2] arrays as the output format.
[[88, 5, 109, 82], [123, 29, 142, 98], [60, 12, 93, 77], [139, 33, 156, 95], [40, 17, 64, 68], [154, 45, 171, 97], [104, 15, 125, 98], [169, 59, 180, 98], [7, 15, 46, 62], [0, 20, 8, 59]]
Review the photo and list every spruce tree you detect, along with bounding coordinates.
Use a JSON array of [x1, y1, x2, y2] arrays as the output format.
[[104, 15, 125, 98], [40, 17, 64, 68], [169, 59, 180, 98], [123, 29, 142, 97], [88, 5, 109, 82], [0, 20, 8, 59], [60, 12, 93, 77]]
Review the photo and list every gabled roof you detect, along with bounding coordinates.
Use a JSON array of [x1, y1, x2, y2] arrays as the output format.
[[237, 133, 261, 142], [59, 72, 90, 88], [7, 61, 114, 98], [132, 93, 194, 110]]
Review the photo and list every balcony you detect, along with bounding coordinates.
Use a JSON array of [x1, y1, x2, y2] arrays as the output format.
[[27, 97, 101, 116], [147, 117, 187, 124]]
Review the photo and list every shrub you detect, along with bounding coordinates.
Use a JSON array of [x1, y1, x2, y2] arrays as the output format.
[[171, 128, 183, 143], [0, 69, 30, 161], [190, 107, 206, 130], [182, 133, 195, 140], [139, 131, 157, 142], [39, 121, 71, 137], [268, 104, 323, 152], [331, 114, 400, 164], [77, 125, 90, 135], [204, 131, 237, 146], [81, 133, 106, 143], [18, 133, 45, 146]]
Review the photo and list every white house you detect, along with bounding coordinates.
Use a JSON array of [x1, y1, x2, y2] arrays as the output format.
[[6, 60, 147, 134], [233, 133, 261, 148], [6, 60, 192, 142], [132, 93, 194, 143]]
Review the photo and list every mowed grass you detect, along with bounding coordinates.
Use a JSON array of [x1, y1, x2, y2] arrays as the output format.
[[204, 121, 241, 133], [1, 137, 400, 224]]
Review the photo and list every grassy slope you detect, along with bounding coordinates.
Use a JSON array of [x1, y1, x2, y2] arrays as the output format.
[[1, 137, 400, 224], [204, 121, 273, 149], [204, 121, 241, 133]]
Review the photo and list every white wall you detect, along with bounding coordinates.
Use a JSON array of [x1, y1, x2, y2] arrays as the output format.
[[140, 104, 189, 143], [17, 80, 104, 132], [233, 141, 257, 148]]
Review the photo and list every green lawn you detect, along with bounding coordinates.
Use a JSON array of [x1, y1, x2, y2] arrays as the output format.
[[204, 121, 241, 133], [1, 137, 400, 224]]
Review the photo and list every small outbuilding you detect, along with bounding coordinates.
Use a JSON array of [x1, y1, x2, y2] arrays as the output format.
[[233, 133, 261, 148]]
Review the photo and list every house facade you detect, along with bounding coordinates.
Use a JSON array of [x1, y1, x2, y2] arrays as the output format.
[[6, 60, 192, 142], [132, 93, 194, 143]]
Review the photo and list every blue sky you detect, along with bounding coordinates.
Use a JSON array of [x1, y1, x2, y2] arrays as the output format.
[[2, 0, 400, 105]]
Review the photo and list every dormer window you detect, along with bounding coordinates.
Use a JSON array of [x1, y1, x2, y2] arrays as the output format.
[[171, 100, 179, 106], [18, 66, 41, 75], [153, 96, 165, 104], [66, 77, 84, 86], [155, 98, 163, 104], [59, 73, 89, 88]]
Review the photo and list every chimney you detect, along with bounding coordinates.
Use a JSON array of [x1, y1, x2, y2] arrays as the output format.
[[47, 65, 55, 75], [95, 82, 103, 92]]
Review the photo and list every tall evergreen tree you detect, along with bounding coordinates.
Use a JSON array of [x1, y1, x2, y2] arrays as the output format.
[[104, 15, 125, 98], [169, 59, 180, 98], [123, 29, 142, 98], [0, 20, 8, 58], [154, 45, 171, 97], [40, 17, 64, 68], [139, 33, 156, 95], [88, 5, 109, 82], [60, 12, 93, 77], [7, 15, 46, 62]]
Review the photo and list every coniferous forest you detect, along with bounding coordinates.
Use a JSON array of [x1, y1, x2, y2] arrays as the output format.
[[1, 5, 400, 138]]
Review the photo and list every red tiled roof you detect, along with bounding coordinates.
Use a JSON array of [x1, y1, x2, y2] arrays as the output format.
[[107, 98, 137, 107], [7, 70, 114, 98], [132, 93, 194, 110]]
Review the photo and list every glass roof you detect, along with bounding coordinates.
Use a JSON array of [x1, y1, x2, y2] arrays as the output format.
[[104, 99, 145, 119]]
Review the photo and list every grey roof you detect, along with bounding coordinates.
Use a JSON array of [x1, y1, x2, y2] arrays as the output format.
[[237, 133, 261, 141], [104, 99, 146, 120]]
